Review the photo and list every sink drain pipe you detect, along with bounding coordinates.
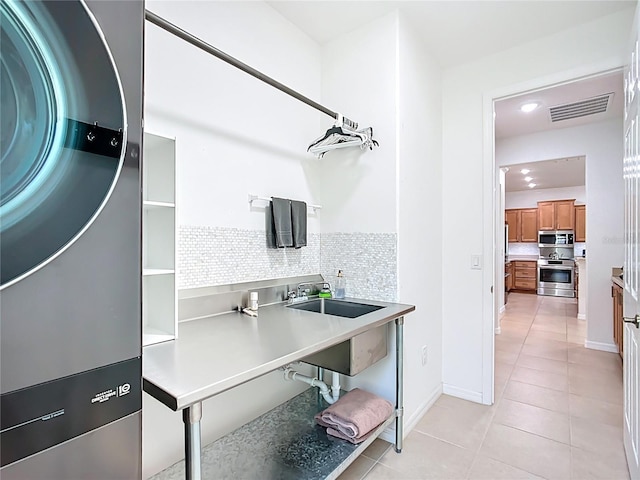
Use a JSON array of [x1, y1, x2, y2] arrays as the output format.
[[282, 366, 339, 404]]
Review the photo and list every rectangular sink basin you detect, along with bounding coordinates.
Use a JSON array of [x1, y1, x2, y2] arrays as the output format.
[[287, 299, 383, 318], [288, 299, 388, 376]]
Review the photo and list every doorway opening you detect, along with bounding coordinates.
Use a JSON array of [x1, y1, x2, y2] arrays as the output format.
[[484, 67, 625, 404]]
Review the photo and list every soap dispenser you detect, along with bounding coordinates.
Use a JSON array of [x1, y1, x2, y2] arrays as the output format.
[[335, 270, 346, 299]]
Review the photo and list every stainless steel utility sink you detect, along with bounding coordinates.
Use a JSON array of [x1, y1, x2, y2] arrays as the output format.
[[287, 298, 383, 318], [288, 299, 388, 376]]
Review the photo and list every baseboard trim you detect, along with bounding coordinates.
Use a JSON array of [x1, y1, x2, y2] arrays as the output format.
[[577, 313, 586, 320], [495, 326, 502, 335], [442, 384, 483, 403], [585, 340, 618, 353], [499, 305, 506, 315], [379, 384, 442, 443]]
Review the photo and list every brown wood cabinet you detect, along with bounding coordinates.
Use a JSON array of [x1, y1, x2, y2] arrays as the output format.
[[505, 210, 519, 242], [506, 208, 538, 242], [513, 261, 537, 292], [575, 205, 586, 242], [520, 209, 538, 242], [505, 262, 514, 292], [613, 282, 623, 357], [538, 200, 575, 231]]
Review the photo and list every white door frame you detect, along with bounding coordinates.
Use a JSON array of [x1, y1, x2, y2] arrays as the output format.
[[481, 59, 625, 405]]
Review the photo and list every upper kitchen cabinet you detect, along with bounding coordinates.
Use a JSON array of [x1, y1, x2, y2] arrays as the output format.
[[538, 200, 575, 231], [575, 205, 586, 241], [506, 210, 519, 242], [520, 209, 538, 242], [505, 208, 537, 242]]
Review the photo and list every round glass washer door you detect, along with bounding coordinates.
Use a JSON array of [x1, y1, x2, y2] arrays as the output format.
[[1, 0, 126, 287]]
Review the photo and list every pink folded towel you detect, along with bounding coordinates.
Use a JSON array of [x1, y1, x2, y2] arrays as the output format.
[[314, 388, 394, 444]]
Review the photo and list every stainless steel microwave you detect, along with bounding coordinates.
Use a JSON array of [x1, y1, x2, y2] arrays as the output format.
[[538, 230, 574, 247]]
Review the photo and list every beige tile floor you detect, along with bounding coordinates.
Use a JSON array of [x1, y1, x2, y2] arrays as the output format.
[[339, 293, 627, 480]]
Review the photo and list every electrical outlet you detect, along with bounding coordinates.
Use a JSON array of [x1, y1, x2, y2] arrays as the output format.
[[421, 345, 428, 366]]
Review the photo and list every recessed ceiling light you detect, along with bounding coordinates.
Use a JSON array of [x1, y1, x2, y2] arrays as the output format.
[[520, 102, 539, 113], [521, 168, 530, 174], [528, 183, 536, 188], [524, 176, 532, 182]]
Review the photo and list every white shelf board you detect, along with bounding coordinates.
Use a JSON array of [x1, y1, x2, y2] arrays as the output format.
[[143, 268, 175, 276], [143, 328, 175, 347], [144, 200, 175, 209]]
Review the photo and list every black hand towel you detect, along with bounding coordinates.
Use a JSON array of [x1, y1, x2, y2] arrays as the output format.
[[266, 202, 277, 248], [271, 197, 293, 248], [291, 200, 307, 248]]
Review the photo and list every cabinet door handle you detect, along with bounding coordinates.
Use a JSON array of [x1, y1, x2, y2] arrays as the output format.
[[624, 314, 640, 328]]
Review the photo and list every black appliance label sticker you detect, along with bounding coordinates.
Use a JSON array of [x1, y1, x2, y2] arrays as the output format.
[[0, 357, 141, 467]]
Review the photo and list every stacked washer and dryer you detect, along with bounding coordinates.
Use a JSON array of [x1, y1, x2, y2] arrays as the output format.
[[1, 1, 144, 478]]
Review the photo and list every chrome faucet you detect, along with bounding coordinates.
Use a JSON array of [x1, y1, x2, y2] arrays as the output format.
[[287, 281, 331, 304], [296, 282, 314, 298]]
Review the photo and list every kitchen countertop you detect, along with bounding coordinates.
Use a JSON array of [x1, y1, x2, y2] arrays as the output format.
[[143, 298, 415, 411], [508, 256, 539, 261]]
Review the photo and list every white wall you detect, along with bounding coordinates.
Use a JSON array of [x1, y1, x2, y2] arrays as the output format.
[[143, 2, 322, 477], [145, 1, 323, 233], [497, 119, 624, 349], [505, 185, 586, 209], [306, 14, 400, 421], [442, 9, 632, 400], [313, 14, 398, 234], [396, 12, 444, 426]]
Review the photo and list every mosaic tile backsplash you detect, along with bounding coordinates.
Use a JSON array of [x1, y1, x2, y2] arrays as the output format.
[[320, 232, 397, 302], [178, 226, 397, 301], [178, 226, 321, 289]]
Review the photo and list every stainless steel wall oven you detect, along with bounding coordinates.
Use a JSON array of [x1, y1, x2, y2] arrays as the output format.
[[537, 259, 575, 298]]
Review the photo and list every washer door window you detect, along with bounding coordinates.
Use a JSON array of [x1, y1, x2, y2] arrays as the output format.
[[0, 0, 126, 287]]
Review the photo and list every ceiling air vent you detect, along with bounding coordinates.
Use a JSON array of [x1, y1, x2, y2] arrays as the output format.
[[549, 93, 614, 122]]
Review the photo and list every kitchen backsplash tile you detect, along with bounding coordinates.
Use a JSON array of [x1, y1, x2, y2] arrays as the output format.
[[508, 242, 539, 256], [507, 242, 586, 258], [178, 227, 398, 302]]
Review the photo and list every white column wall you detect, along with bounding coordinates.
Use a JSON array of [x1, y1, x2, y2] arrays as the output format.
[[316, 12, 399, 411], [396, 13, 444, 427]]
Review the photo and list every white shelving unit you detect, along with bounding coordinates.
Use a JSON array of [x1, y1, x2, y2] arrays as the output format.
[[142, 132, 177, 347]]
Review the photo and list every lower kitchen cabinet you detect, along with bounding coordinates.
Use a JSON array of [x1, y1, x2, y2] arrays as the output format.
[[613, 282, 623, 357], [505, 262, 514, 292], [513, 261, 537, 293]]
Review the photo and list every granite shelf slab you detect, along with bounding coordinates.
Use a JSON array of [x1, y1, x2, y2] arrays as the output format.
[[150, 388, 395, 480]]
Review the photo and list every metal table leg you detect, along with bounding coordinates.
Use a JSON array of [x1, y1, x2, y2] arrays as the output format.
[[183, 402, 202, 480], [395, 316, 404, 453]]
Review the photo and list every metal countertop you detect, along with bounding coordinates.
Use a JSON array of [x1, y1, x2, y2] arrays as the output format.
[[143, 298, 415, 411]]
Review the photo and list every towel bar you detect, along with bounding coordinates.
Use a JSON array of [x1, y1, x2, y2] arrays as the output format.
[[248, 194, 322, 213]]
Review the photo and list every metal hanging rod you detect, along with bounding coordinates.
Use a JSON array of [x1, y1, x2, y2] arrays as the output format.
[[144, 10, 357, 128]]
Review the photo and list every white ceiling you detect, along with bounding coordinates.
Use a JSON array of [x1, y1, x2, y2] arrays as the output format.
[[504, 157, 585, 193], [494, 71, 624, 139], [267, 1, 634, 68], [267, 0, 631, 194]]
